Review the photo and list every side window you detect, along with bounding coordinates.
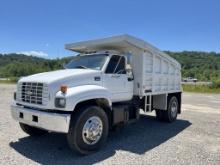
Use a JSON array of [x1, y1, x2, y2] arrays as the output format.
[[105, 55, 120, 74], [115, 57, 126, 74]]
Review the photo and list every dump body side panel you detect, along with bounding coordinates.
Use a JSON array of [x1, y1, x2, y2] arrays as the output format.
[[134, 50, 181, 96]]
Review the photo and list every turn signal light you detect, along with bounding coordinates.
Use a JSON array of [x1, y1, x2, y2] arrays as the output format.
[[60, 85, 67, 93]]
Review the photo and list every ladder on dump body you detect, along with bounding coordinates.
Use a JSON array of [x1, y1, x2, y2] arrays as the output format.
[[144, 95, 152, 112]]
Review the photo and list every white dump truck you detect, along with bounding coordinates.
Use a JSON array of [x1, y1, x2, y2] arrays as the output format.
[[11, 35, 182, 154]]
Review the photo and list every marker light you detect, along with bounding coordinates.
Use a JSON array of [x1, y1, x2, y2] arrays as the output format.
[[60, 85, 67, 93]]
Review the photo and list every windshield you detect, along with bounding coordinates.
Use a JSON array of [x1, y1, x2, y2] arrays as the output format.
[[65, 54, 108, 70]]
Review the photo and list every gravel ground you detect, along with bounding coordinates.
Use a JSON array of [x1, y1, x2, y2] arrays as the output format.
[[0, 84, 219, 165]]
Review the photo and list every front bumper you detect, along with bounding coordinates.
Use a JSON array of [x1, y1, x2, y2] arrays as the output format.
[[11, 103, 71, 133]]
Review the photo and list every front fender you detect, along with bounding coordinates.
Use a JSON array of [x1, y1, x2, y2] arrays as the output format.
[[55, 85, 112, 111]]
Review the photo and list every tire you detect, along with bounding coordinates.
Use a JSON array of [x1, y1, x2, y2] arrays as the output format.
[[67, 105, 109, 155], [164, 96, 179, 122], [155, 96, 179, 123], [19, 123, 48, 136]]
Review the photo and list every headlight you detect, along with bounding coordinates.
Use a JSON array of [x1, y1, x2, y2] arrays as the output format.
[[55, 98, 66, 108]]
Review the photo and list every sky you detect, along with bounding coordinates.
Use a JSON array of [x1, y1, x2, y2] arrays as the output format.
[[0, 0, 220, 58]]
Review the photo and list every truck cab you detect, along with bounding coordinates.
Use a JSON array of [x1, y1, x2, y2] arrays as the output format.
[[11, 35, 182, 154], [65, 51, 134, 102]]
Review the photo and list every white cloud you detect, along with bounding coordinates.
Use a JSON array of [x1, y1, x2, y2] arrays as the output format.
[[17, 51, 48, 57]]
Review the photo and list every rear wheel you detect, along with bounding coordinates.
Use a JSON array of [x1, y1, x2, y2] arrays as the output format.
[[19, 123, 48, 136], [165, 96, 179, 122], [67, 105, 109, 155], [155, 96, 179, 123]]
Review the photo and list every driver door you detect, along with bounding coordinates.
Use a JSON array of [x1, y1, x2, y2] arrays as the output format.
[[103, 55, 133, 102]]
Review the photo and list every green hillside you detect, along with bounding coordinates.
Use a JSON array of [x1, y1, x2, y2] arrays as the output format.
[[0, 51, 220, 82], [0, 54, 72, 78], [166, 51, 220, 81]]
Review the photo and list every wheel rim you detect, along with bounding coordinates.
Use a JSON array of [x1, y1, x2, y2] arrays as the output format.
[[82, 116, 103, 145], [170, 101, 177, 118]]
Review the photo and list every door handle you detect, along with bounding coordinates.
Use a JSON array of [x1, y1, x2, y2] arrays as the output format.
[[128, 77, 134, 81]]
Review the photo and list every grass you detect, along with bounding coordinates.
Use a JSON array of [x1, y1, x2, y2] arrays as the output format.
[[0, 80, 16, 84], [0, 79, 17, 84], [183, 84, 220, 94], [0, 77, 18, 84]]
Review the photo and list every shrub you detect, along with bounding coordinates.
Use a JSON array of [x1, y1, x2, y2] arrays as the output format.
[[211, 79, 220, 88]]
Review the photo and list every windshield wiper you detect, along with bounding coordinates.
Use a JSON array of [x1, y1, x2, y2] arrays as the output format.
[[75, 65, 88, 69]]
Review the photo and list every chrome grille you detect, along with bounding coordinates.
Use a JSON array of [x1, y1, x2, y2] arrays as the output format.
[[17, 82, 48, 105]]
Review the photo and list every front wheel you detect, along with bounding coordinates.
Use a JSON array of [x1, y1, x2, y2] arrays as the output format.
[[67, 105, 109, 155]]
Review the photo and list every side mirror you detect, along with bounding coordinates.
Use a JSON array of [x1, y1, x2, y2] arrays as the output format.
[[125, 64, 132, 73]]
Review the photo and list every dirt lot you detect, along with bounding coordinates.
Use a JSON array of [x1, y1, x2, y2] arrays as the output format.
[[0, 84, 219, 165]]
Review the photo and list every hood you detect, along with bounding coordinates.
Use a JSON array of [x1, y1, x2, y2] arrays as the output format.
[[19, 69, 102, 84]]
